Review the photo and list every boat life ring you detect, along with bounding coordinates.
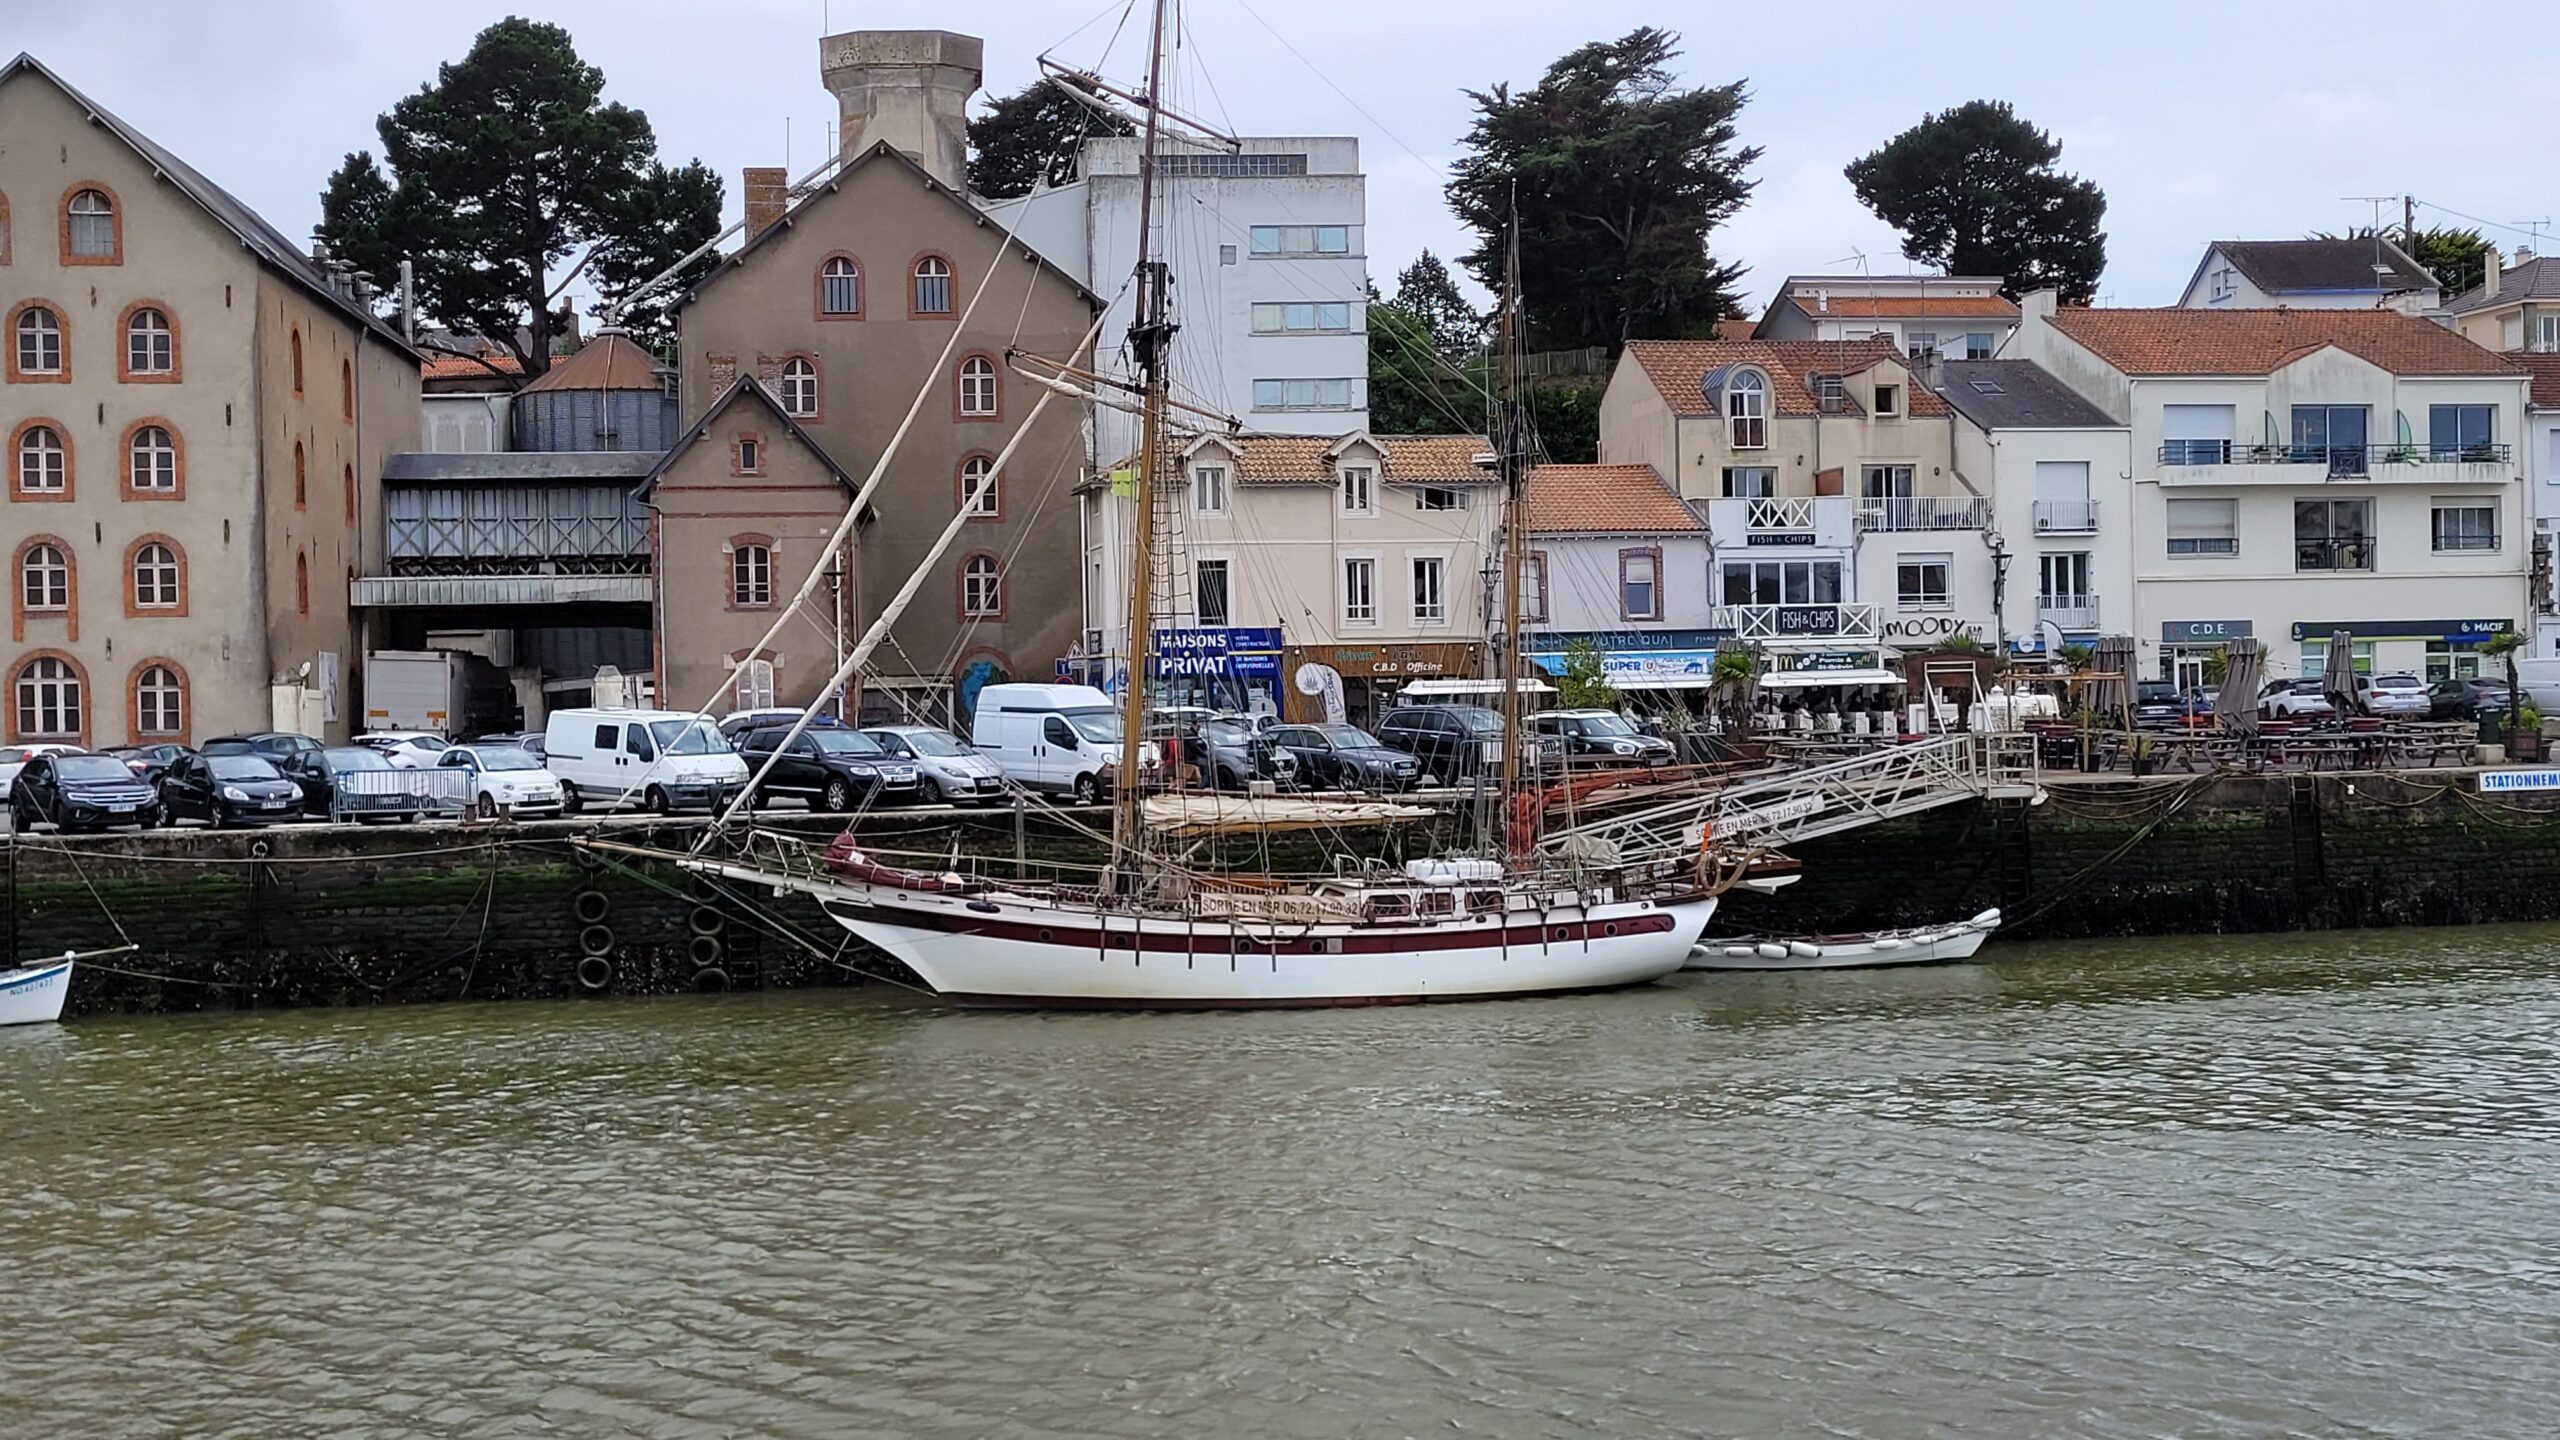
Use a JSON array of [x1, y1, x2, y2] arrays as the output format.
[[575, 954, 614, 992]]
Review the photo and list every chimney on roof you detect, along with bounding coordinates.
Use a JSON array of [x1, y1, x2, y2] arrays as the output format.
[[820, 29, 983, 190], [2484, 245, 2501, 299], [743, 167, 789, 242], [2520, 248, 2538, 267]]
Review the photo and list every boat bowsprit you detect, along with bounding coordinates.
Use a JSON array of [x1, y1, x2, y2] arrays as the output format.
[[1684, 909, 2002, 971]]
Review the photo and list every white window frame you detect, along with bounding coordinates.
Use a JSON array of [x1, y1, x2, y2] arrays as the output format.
[[820, 257, 860, 316], [16, 307, 63, 374], [130, 425, 178, 492], [1896, 553, 1952, 610], [779, 357, 818, 417], [1618, 548, 1662, 622], [1341, 556, 1377, 627], [913, 256, 954, 314], [736, 659, 777, 711], [1414, 485, 1465, 512], [2164, 497, 2238, 557], [1873, 382, 1901, 418], [961, 455, 999, 516], [21, 543, 69, 610], [958, 357, 998, 417], [1191, 464, 1228, 514], [1410, 554, 1448, 626], [67, 189, 115, 258], [135, 664, 184, 736], [961, 555, 1003, 617], [133, 542, 180, 608], [731, 543, 773, 607], [1727, 370, 1767, 449], [1339, 465, 1375, 516], [18, 425, 68, 492], [2430, 498, 2500, 553], [14, 657, 82, 739], [126, 308, 174, 374]]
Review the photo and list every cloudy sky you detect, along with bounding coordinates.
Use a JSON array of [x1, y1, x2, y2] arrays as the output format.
[[16, 0, 2556, 312]]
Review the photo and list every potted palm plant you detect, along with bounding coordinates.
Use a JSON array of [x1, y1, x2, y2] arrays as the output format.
[[2481, 630, 2536, 760]]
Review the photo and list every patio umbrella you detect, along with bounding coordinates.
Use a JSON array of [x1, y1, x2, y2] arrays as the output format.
[[2088, 635, 2137, 729], [2320, 629, 2358, 716], [2217, 637, 2265, 737]]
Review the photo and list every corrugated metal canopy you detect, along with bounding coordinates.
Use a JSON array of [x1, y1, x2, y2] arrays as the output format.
[[350, 576, 653, 607]]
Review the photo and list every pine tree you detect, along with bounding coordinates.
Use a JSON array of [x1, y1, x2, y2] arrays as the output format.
[[1845, 101, 2107, 303], [967, 78, 1133, 199]]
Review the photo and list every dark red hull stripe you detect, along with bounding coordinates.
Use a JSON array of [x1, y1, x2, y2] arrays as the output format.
[[820, 899, 1688, 956], [937, 980, 1663, 1011]]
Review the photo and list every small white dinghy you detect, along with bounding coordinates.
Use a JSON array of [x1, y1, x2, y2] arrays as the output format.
[[0, 955, 76, 1026], [1685, 908, 2002, 972]]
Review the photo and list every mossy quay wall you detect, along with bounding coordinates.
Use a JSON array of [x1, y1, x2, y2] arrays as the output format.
[[1716, 771, 2560, 939], [11, 772, 2558, 1017]]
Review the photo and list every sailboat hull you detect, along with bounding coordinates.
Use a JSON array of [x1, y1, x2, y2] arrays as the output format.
[[813, 890, 1715, 1009]]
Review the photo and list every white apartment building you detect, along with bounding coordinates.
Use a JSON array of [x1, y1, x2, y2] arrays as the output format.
[[2175, 239, 2441, 313], [1076, 432, 1496, 723], [987, 136, 1369, 462], [1750, 274, 2019, 362], [2521, 356, 2560, 653], [1939, 360, 2136, 660], [2008, 296, 2533, 684], [1516, 464, 1718, 689]]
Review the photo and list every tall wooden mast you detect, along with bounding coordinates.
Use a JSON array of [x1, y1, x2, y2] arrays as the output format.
[[1493, 219, 1531, 856], [1107, 0, 1176, 893]]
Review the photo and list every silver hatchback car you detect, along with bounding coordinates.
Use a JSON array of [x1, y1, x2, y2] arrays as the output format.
[[859, 725, 1010, 805]]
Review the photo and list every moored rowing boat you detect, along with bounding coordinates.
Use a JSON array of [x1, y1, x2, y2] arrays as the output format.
[[1684, 908, 2001, 971]]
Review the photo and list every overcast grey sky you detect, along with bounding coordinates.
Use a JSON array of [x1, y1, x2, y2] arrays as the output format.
[[16, 0, 2556, 314]]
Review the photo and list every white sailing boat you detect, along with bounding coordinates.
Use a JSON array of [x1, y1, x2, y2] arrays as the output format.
[[0, 955, 76, 1026], [645, 0, 1717, 1008]]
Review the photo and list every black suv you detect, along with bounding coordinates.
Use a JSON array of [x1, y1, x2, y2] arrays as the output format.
[[1371, 704, 1531, 785], [738, 726, 922, 812], [1527, 709, 1675, 767], [8, 751, 164, 831]]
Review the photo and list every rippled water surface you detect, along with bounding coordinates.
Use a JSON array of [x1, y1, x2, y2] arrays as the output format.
[[9, 927, 2560, 1438]]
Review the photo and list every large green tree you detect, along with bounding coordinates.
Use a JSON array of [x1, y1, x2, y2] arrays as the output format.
[[967, 77, 1133, 199], [317, 18, 720, 377], [2405, 225, 2490, 297], [1368, 252, 1488, 436], [1844, 100, 2107, 304], [1446, 28, 1759, 351]]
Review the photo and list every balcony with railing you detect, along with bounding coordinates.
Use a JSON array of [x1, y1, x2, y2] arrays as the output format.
[[1703, 495, 1855, 549], [2031, 499, 2100, 534], [2036, 593, 2101, 630], [2157, 440, 2514, 484], [1711, 602, 1880, 642], [1855, 496, 1991, 532]]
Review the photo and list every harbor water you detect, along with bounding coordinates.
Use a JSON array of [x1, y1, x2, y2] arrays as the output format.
[[7, 926, 2560, 1438]]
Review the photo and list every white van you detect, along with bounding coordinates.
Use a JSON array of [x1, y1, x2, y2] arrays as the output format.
[[2512, 658, 2560, 716], [543, 708, 750, 814], [968, 683, 1134, 802]]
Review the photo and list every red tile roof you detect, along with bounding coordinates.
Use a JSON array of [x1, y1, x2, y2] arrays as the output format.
[[2047, 307, 2523, 377], [1184, 432, 1495, 485], [1713, 318, 1757, 342], [421, 347, 522, 381], [1788, 294, 2018, 319], [1524, 464, 1700, 535], [2515, 352, 2560, 409], [1625, 338, 1949, 417]]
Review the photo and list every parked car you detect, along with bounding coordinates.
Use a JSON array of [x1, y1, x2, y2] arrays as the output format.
[[100, 742, 192, 785], [198, 732, 325, 763], [1195, 715, 1301, 791], [2258, 679, 2337, 720], [2133, 683, 2214, 729], [277, 746, 424, 824], [1373, 704, 1535, 785], [969, 683, 1139, 802], [2357, 673, 2432, 718], [737, 725, 920, 812], [161, 752, 305, 827], [468, 731, 548, 760], [718, 708, 843, 741], [0, 742, 89, 794], [1266, 723, 1422, 792], [2428, 676, 2512, 721], [354, 731, 453, 769], [543, 708, 749, 815], [1527, 709, 1677, 766], [437, 743, 566, 819], [860, 724, 1008, 804], [8, 752, 164, 832]]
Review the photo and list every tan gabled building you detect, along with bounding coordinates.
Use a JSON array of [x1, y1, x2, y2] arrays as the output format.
[[639, 378, 859, 714], [673, 129, 1100, 724], [0, 53, 420, 747]]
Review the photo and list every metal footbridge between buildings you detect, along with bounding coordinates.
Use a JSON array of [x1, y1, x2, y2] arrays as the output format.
[[1542, 733, 2043, 864]]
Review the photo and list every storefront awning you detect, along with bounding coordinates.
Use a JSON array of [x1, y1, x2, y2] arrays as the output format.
[[1400, 677, 1556, 697], [1761, 668, 1902, 688]]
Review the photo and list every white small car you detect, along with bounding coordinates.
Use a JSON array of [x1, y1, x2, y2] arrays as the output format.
[[0, 742, 86, 796], [359, 731, 453, 769], [861, 724, 1009, 805], [2357, 673, 2431, 718], [438, 743, 566, 819]]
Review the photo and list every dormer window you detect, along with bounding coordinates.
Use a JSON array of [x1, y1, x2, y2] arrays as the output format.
[[1192, 464, 1228, 513], [1339, 464, 1375, 515], [1814, 374, 1847, 411], [1873, 383, 1901, 418], [1726, 369, 1767, 449]]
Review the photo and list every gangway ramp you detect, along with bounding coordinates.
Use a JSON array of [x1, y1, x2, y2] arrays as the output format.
[[1542, 733, 2040, 863]]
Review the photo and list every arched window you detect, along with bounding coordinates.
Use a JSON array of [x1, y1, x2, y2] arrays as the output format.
[[1727, 369, 1767, 449], [341, 358, 354, 419], [820, 256, 862, 317], [959, 455, 1000, 517], [132, 542, 181, 609], [295, 551, 309, 615], [293, 440, 307, 507], [65, 188, 117, 261], [128, 424, 179, 494], [14, 657, 82, 740], [125, 307, 174, 375], [15, 305, 63, 375], [343, 462, 356, 523], [780, 357, 819, 417], [913, 255, 954, 315], [16, 425, 67, 494], [20, 543, 69, 611], [957, 356, 998, 418], [961, 554, 1003, 617], [133, 663, 185, 738], [290, 327, 304, 395], [732, 543, 773, 608]]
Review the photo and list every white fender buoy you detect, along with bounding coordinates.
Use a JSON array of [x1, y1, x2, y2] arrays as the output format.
[[1755, 942, 1788, 961], [1871, 936, 1906, 950], [1788, 940, 1822, 959], [1971, 908, 2002, 928], [1725, 945, 1756, 958]]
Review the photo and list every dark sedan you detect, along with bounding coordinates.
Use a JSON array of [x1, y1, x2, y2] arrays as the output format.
[[8, 752, 164, 831], [100, 742, 192, 785], [277, 746, 423, 824], [199, 731, 326, 763], [1267, 723, 1423, 793], [161, 752, 305, 827], [2429, 676, 2511, 721]]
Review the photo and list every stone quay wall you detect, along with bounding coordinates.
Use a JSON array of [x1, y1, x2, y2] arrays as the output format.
[[11, 771, 2560, 1017]]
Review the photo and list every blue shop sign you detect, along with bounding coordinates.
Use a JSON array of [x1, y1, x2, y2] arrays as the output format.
[[1529, 628, 1729, 652], [2481, 769, 2560, 793], [2287, 619, 2510, 645], [1149, 626, 1283, 680]]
